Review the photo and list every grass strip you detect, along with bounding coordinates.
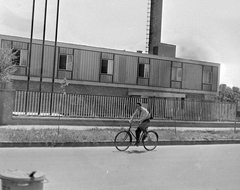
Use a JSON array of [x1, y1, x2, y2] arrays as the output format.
[[0, 128, 240, 143]]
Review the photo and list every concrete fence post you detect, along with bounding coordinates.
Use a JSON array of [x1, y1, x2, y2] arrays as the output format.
[[0, 86, 16, 125]]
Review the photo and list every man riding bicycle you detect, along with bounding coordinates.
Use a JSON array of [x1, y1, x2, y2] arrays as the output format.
[[129, 102, 151, 146]]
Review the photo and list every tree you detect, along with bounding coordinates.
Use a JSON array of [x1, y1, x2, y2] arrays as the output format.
[[60, 78, 68, 94], [218, 84, 240, 102], [0, 48, 17, 82]]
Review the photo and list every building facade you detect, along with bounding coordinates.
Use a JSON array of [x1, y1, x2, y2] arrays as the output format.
[[0, 34, 220, 101]]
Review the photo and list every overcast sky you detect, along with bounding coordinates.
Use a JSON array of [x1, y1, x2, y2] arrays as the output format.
[[1, 0, 240, 87]]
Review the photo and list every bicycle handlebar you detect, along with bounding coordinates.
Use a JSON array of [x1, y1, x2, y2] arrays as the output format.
[[128, 121, 139, 129], [128, 120, 142, 129]]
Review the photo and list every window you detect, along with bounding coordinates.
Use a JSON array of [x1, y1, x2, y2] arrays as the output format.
[[101, 59, 113, 75], [171, 62, 182, 81], [203, 71, 212, 84], [171, 67, 182, 81], [138, 63, 149, 78], [171, 62, 182, 89], [12, 49, 28, 66], [59, 54, 73, 71], [203, 66, 213, 84]]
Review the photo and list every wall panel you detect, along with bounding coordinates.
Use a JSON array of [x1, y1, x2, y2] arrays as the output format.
[[15, 67, 26, 76], [59, 47, 73, 54], [182, 63, 202, 90], [159, 60, 171, 87], [54, 48, 59, 79], [30, 44, 42, 76], [1, 40, 11, 48], [13, 41, 28, 50], [42, 46, 54, 78], [58, 70, 72, 79], [113, 55, 137, 84], [203, 84, 212, 91], [73, 49, 81, 80], [100, 75, 113, 83], [126, 56, 138, 84], [102, 53, 113, 59], [212, 66, 218, 92], [117, 55, 127, 83], [171, 81, 181, 89], [149, 59, 171, 87], [138, 78, 149, 86], [73, 50, 100, 81], [139, 57, 150, 64], [172, 61, 182, 67], [149, 59, 160, 86]]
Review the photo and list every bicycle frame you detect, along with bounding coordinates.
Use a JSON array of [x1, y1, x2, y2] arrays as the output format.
[[127, 124, 146, 142]]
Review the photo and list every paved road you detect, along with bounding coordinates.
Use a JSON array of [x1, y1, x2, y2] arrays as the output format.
[[0, 145, 240, 190]]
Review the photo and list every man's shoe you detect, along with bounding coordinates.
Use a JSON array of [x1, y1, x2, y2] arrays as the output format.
[[134, 141, 139, 146], [142, 134, 147, 142]]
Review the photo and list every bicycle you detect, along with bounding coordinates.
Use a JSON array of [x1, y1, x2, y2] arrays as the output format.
[[114, 123, 158, 151]]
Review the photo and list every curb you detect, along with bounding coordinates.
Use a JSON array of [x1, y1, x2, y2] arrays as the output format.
[[1, 140, 240, 148]]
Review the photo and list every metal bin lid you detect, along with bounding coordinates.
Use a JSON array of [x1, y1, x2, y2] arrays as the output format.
[[0, 170, 45, 182]]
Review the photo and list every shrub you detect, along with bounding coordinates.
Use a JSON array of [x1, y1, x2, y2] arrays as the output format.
[[0, 48, 17, 82]]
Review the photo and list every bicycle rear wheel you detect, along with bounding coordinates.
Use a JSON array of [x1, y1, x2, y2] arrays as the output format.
[[114, 131, 131, 151], [143, 131, 158, 151]]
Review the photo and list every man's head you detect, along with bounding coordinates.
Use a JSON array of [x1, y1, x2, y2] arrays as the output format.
[[136, 102, 142, 110]]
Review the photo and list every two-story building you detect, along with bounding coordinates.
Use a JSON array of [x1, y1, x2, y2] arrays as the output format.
[[0, 34, 220, 102]]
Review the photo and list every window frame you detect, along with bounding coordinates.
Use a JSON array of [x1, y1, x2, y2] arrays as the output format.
[[12, 48, 28, 67], [171, 67, 182, 81], [138, 57, 150, 79], [138, 63, 150, 78], [203, 70, 213, 84], [171, 62, 182, 89], [2, 40, 28, 67], [202, 66, 213, 91], [58, 54, 73, 71], [101, 59, 114, 75]]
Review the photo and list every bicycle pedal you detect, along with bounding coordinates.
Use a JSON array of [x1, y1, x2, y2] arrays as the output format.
[[134, 142, 140, 146]]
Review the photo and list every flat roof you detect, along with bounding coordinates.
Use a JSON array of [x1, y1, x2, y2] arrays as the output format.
[[0, 34, 220, 67]]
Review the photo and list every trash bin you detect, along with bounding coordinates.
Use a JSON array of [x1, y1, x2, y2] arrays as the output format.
[[0, 170, 47, 190]]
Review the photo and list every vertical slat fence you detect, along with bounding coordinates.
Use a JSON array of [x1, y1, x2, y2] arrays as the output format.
[[13, 91, 237, 121]]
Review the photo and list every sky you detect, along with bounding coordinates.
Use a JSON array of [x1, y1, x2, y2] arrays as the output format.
[[0, 0, 240, 87]]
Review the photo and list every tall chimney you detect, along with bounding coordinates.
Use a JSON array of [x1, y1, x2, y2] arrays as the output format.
[[147, 0, 176, 57], [148, 0, 163, 54]]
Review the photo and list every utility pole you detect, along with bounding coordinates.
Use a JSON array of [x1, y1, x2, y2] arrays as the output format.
[[50, 0, 61, 115], [25, 0, 35, 114], [38, 0, 48, 115]]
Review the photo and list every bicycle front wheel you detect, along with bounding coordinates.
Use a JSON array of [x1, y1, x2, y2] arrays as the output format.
[[114, 131, 131, 151], [143, 131, 158, 151]]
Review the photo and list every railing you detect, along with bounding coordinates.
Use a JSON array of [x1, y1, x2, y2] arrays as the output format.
[[14, 91, 237, 121], [14, 91, 141, 118]]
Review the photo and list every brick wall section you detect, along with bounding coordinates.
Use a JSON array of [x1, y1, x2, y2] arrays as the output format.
[[13, 80, 129, 96], [0, 89, 15, 125], [186, 93, 205, 100], [13, 80, 208, 100]]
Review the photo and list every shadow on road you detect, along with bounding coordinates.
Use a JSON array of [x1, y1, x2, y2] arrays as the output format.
[[125, 150, 148, 154]]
